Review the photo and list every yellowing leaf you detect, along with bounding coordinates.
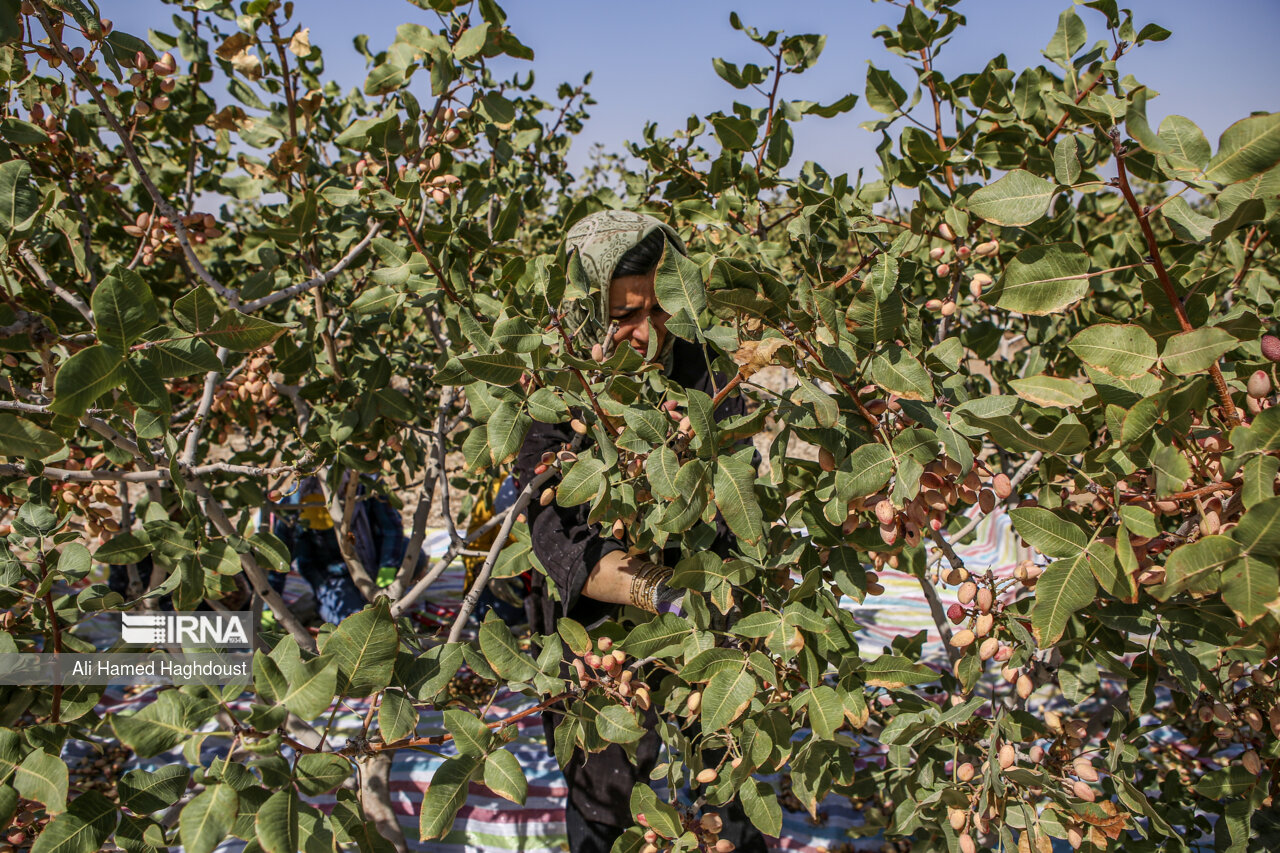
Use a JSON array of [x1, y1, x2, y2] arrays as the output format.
[[288, 27, 312, 58], [732, 338, 790, 378]]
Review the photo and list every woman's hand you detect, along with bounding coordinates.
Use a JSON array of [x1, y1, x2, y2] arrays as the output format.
[[582, 550, 655, 606]]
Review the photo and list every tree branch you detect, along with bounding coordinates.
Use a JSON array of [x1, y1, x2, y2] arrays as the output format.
[[330, 470, 381, 604], [1112, 140, 1241, 428], [394, 205, 463, 306], [238, 222, 381, 313], [552, 317, 621, 437], [387, 503, 516, 618], [1228, 225, 1266, 288], [0, 399, 50, 414], [180, 347, 229, 466], [1043, 44, 1126, 147], [18, 246, 92, 324], [434, 390, 461, 545], [181, 469, 317, 653], [387, 480, 433, 601], [917, 560, 961, 667], [918, 46, 957, 193], [347, 691, 572, 755], [446, 469, 555, 642], [32, 8, 239, 306], [927, 451, 1044, 570], [0, 461, 299, 482]]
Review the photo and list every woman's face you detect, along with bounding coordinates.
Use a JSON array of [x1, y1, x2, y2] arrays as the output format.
[[609, 270, 669, 360]]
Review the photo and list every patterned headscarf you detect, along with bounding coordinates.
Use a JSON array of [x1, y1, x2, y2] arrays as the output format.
[[561, 210, 687, 372]]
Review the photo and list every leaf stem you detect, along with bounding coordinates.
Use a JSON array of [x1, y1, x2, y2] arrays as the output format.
[[1043, 43, 1126, 146], [1112, 138, 1241, 428], [445, 465, 557, 643], [552, 317, 622, 438], [918, 45, 956, 193]]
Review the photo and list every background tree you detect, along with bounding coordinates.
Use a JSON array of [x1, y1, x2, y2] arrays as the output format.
[[0, 0, 1276, 851]]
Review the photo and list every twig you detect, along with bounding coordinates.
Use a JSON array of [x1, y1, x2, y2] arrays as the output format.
[[267, 13, 301, 143], [388, 544, 460, 619], [753, 50, 786, 235], [918, 45, 956, 193], [790, 337, 881, 431], [279, 733, 321, 756], [247, 689, 574, 757], [930, 526, 966, 575], [825, 249, 882, 291], [1228, 226, 1266, 288], [81, 415, 143, 460], [238, 222, 381, 313], [917, 551, 961, 667], [0, 400, 49, 413], [0, 311, 44, 339], [18, 247, 92, 324], [180, 347, 229, 466], [1043, 44, 1126, 147], [38, 551, 62, 722], [711, 371, 746, 411], [32, 9, 239, 306], [345, 691, 573, 755], [445, 467, 557, 642], [62, 192, 100, 291], [434, 389, 461, 545], [181, 470, 317, 653], [552, 317, 620, 437], [387, 477, 434, 600], [873, 213, 910, 230], [1122, 481, 1237, 504], [394, 205, 463, 306], [927, 451, 1044, 569], [360, 691, 381, 739], [1112, 139, 1241, 428], [312, 278, 343, 381]]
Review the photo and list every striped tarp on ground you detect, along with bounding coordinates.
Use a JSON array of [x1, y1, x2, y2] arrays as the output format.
[[74, 508, 1029, 852]]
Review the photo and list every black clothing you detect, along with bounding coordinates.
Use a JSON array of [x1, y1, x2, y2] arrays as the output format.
[[515, 337, 749, 642], [271, 489, 411, 624], [513, 336, 761, 836]]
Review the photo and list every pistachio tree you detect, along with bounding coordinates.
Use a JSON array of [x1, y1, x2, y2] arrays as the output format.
[[0, 1, 1277, 852]]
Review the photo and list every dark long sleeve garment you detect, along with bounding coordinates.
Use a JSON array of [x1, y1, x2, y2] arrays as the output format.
[[511, 336, 755, 827], [513, 336, 751, 632]]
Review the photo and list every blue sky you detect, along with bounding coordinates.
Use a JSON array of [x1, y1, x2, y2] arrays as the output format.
[[110, 0, 1279, 178]]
